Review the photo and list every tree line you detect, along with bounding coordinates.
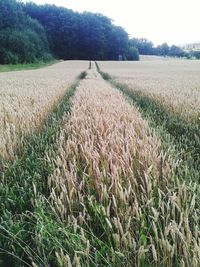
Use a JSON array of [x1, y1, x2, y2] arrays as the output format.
[[0, 0, 199, 64], [0, 0, 139, 64], [129, 38, 200, 59], [24, 2, 137, 61]]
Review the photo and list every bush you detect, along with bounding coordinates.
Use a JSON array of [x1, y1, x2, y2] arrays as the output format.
[[126, 47, 139, 61], [0, 48, 19, 64], [0, 26, 51, 64], [190, 50, 200, 59], [168, 45, 186, 58]]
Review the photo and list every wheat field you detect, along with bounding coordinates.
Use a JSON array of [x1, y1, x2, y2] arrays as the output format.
[[0, 60, 199, 267], [47, 66, 199, 266], [0, 61, 88, 159], [98, 60, 200, 121]]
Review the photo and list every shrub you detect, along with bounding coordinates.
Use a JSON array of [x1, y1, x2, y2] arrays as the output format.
[[0, 48, 19, 64], [190, 50, 200, 59], [126, 47, 139, 61], [0, 27, 50, 64]]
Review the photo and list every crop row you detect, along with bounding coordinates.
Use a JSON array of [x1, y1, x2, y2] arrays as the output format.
[[47, 67, 200, 266], [0, 61, 88, 160], [1, 62, 199, 267], [97, 60, 200, 122]]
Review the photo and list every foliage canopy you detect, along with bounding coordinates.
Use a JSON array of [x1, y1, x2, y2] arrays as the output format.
[[0, 0, 198, 64]]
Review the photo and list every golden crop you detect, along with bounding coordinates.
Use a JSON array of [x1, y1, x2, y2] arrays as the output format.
[[1, 61, 199, 266], [98, 59, 200, 121], [49, 68, 164, 216], [0, 61, 88, 159], [48, 67, 200, 266]]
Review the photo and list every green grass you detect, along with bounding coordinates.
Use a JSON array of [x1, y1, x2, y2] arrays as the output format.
[[0, 60, 59, 72], [89, 61, 92, 69]]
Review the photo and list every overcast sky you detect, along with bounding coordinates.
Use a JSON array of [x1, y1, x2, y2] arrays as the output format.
[[24, 0, 200, 45]]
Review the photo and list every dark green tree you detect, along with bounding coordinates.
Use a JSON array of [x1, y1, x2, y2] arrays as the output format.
[[156, 43, 169, 56], [168, 45, 186, 57], [0, 0, 51, 64], [190, 50, 200, 59], [126, 47, 139, 61], [129, 38, 154, 55], [24, 3, 130, 60]]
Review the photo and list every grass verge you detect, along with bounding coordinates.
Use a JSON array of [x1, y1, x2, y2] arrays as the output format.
[[0, 71, 87, 267], [0, 60, 59, 72]]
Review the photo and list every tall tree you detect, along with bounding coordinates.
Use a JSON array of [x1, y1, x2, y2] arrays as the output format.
[[0, 0, 51, 64], [129, 38, 154, 55], [24, 3, 130, 60], [156, 43, 169, 56]]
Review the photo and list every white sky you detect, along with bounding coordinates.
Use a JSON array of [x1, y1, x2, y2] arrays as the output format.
[[24, 0, 200, 45]]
